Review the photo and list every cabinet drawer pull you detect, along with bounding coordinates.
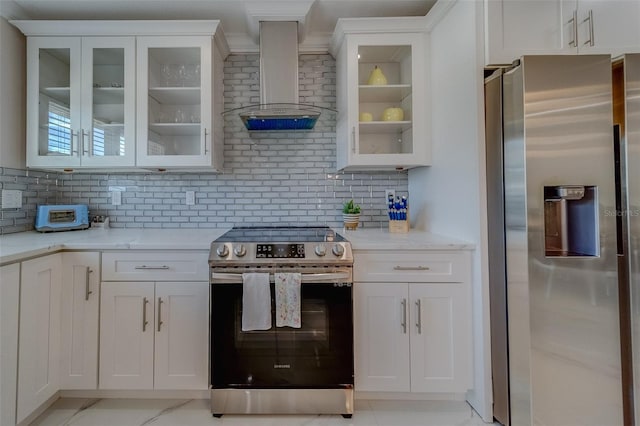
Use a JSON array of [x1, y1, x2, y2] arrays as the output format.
[[415, 299, 422, 334], [401, 298, 407, 334], [393, 266, 430, 271], [82, 129, 91, 155], [85, 267, 93, 301], [142, 297, 149, 332], [157, 297, 164, 332], [134, 265, 170, 270], [204, 128, 209, 154]]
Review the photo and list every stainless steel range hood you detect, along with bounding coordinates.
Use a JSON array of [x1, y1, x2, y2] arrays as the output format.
[[239, 21, 320, 131]]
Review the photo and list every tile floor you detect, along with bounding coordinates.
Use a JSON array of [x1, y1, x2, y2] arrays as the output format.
[[30, 398, 496, 426]]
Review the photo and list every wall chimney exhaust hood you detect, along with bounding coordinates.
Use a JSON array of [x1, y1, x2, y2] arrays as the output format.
[[239, 21, 320, 131]]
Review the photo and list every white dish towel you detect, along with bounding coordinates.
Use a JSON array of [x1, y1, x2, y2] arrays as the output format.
[[275, 272, 302, 328], [241, 273, 272, 331]]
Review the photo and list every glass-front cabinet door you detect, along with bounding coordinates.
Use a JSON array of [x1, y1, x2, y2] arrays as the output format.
[[136, 36, 214, 169], [80, 38, 136, 168], [26, 37, 135, 169], [335, 29, 428, 170]]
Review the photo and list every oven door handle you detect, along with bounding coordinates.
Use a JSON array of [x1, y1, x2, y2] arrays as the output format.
[[211, 271, 352, 283]]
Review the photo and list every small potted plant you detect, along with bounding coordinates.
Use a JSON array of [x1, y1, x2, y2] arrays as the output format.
[[342, 199, 361, 230]]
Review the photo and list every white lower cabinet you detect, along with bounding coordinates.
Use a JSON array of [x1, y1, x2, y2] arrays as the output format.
[[353, 250, 472, 394], [99, 280, 209, 390], [1, 263, 20, 426], [17, 254, 62, 424], [60, 252, 100, 390], [99, 251, 209, 390]]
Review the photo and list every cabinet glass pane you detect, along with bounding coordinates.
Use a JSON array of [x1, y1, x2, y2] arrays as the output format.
[[38, 48, 72, 157], [91, 48, 126, 157], [147, 47, 202, 156], [357, 45, 413, 155]]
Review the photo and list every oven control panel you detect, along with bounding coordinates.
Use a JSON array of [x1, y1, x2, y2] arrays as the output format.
[[256, 243, 306, 258]]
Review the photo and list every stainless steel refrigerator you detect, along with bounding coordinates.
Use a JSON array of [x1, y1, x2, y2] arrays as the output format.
[[485, 54, 640, 426]]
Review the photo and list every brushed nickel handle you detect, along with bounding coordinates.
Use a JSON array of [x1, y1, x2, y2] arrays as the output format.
[[204, 128, 209, 154], [71, 130, 80, 155], [583, 10, 594, 46], [568, 10, 578, 47], [393, 266, 430, 271], [351, 126, 356, 153], [401, 298, 407, 334], [85, 267, 93, 301], [134, 265, 170, 270], [82, 129, 90, 155], [157, 297, 164, 332], [415, 299, 422, 334], [142, 297, 149, 332]]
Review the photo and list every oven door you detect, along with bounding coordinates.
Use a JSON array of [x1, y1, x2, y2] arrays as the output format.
[[211, 279, 353, 389]]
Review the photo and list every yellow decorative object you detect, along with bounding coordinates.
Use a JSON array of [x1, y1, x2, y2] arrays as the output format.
[[359, 112, 373, 122], [382, 107, 404, 122], [367, 65, 387, 85]]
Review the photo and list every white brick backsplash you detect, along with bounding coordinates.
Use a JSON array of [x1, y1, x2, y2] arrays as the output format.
[[0, 54, 408, 235]]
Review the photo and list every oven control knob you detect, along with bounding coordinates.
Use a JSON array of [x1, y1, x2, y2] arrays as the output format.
[[314, 244, 327, 257], [332, 244, 345, 257], [216, 244, 229, 258], [233, 244, 247, 257]]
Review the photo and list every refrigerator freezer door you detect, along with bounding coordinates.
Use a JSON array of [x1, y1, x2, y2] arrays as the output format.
[[504, 55, 622, 426]]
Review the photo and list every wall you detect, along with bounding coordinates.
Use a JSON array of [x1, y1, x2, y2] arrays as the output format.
[[0, 53, 408, 234], [409, 0, 492, 421], [0, 17, 26, 169]]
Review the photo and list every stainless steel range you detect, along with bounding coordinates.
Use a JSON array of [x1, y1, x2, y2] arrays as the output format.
[[208, 226, 354, 418]]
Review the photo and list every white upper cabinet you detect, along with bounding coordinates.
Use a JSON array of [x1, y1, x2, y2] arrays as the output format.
[[485, 0, 640, 66], [12, 20, 228, 172], [136, 36, 224, 170], [331, 18, 430, 171], [25, 36, 136, 170]]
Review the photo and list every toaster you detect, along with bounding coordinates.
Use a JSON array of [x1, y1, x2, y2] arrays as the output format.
[[35, 204, 90, 232]]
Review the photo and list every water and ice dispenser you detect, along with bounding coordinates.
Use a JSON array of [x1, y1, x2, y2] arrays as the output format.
[[544, 185, 599, 257]]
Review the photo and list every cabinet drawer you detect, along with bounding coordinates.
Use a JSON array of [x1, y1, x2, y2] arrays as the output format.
[[354, 251, 469, 283], [102, 251, 209, 281]]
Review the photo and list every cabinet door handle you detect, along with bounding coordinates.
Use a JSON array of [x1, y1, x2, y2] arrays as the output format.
[[401, 298, 407, 334], [415, 299, 422, 334], [142, 297, 149, 332], [134, 265, 170, 270], [583, 9, 594, 46], [157, 297, 164, 332], [71, 130, 80, 155], [351, 126, 356, 153], [393, 266, 430, 271], [204, 128, 209, 154], [568, 10, 578, 47], [82, 129, 90, 155], [85, 267, 93, 301]]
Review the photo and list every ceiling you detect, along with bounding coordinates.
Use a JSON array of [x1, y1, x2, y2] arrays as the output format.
[[0, 0, 437, 52]]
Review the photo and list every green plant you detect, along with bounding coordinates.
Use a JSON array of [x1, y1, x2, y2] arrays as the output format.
[[342, 199, 361, 214]]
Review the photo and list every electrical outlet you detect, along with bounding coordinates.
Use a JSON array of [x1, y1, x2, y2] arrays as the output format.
[[385, 189, 395, 204], [1, 189, 22, 209], [112, 190, 122, 206], [186, 191, 195, 205]]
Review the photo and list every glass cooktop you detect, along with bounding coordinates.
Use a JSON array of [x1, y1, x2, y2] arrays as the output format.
[[215, 226, 346, 243]]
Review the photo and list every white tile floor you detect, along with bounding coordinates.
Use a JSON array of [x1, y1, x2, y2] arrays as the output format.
[[30, 398, 495, 426]]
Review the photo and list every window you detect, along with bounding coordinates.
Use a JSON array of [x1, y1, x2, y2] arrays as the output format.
[[47, 102, 71, 155]]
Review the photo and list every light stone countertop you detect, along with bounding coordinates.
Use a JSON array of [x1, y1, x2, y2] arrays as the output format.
[[340, 228, 475, 251], [0, 227, 473, 266]]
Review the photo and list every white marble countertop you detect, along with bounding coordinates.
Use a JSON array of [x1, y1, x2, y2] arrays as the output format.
[[0, 227, 473, 265], [341, 228, 475, 251], [0, 228, 227, 265]]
